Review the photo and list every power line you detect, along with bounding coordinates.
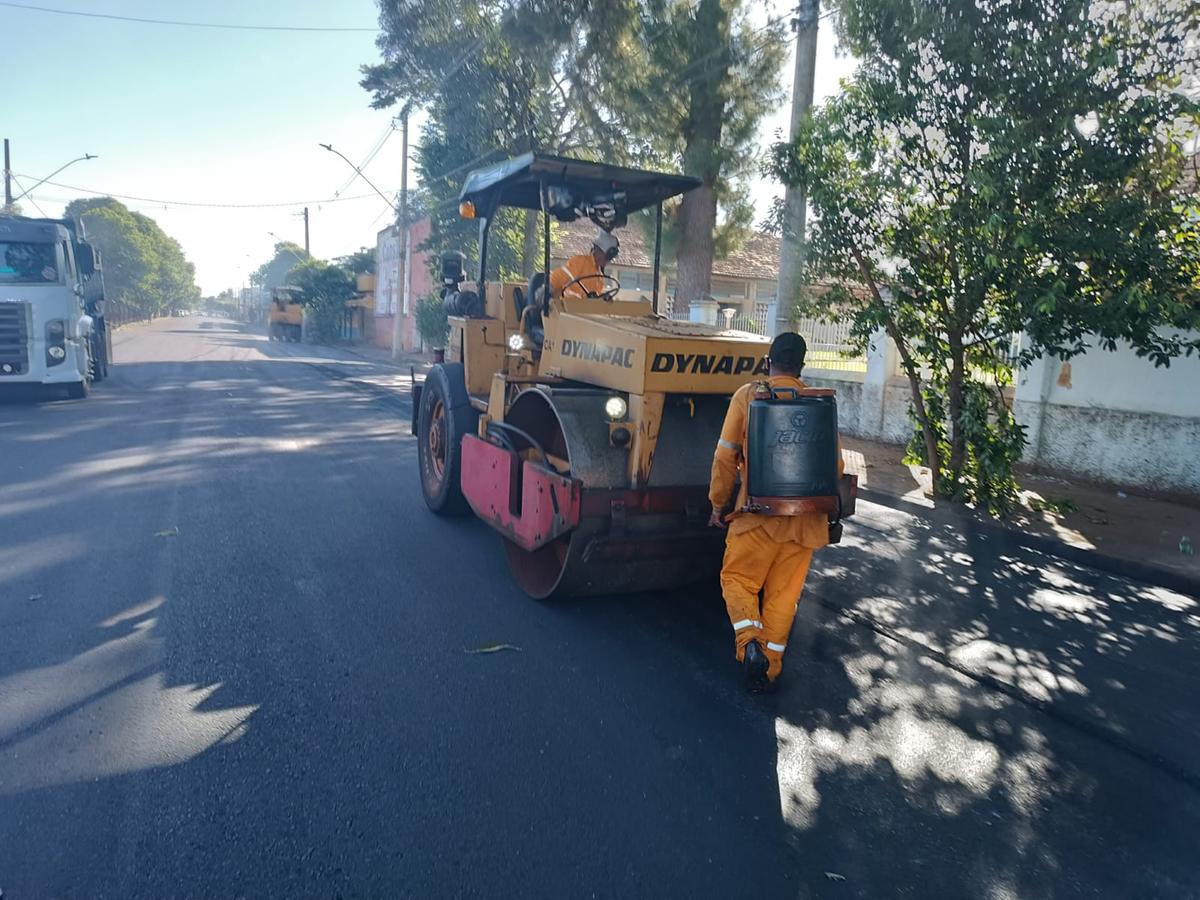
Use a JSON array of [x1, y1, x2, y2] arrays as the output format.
[[8, 174, 49, 217], [0, 2, 378, 31], [334, 123, 396, 197], [17, 176, 400, 209]]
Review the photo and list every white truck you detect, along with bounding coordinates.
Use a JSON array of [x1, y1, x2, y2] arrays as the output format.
[[0, 214, 110, 398]]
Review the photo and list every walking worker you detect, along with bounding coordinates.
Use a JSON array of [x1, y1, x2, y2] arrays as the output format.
[[708, 332, 843, 693], [549, 229, 618, 299]]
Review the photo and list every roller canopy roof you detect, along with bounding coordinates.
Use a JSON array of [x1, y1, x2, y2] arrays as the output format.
[[459, 152, 701, 219]]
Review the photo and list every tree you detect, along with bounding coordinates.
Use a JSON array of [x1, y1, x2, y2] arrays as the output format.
[[289, 259, 356, 343], [769, 0, 1200, 511], [601, 0, 785, 315], [336, 247, 376, 275], [362, 0, 636, 280], [64, 197, 200, 317], [251, 242, 309, 291]]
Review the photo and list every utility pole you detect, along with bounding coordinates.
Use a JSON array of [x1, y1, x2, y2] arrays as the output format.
[[390, 106, 410, 362], [3, 139, 12, 212], [302, 207, 310, 255], [774, 0, 820, 337]]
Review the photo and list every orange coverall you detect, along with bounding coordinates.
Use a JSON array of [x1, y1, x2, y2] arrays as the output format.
[[549, 254, 606, 299], [709, 375, 843, 681]]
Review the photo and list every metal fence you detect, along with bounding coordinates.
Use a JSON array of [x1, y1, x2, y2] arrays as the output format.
[[105, 299, 154, 328], [752, 302, 772, 334], [794, 315, 868, 374]]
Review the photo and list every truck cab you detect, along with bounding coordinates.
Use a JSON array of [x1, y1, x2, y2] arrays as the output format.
[[0, 215, 110, 398]]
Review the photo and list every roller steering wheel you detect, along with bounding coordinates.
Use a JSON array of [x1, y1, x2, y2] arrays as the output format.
[[562, 272, 621, 302]]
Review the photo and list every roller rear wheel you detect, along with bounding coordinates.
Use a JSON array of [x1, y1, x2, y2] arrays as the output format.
[[417, 364, 477, 515]]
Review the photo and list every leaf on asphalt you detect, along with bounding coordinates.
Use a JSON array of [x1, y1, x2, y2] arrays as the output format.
[[824, 872, 846, 882], [154, 527, 179, 538], [464, 643, 523, 655]]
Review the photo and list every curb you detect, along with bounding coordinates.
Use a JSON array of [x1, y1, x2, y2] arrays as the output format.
[[336, 343, 431, 375], [857, 487, 1200, 599]]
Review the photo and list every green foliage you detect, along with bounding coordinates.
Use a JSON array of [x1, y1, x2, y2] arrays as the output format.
[[63, 197, 200, 317], [251, 241, 309, 290], [415, 294, 449, 348], [361, 0, 783, 293], [289, 259, 355, 343], [362, 0, 612, 278], [335, 247, 376, 275], [202, 289, 239, 317], [598, 0, 786, 309], [1028, 496, 1079, 516], [770, 0, 1200, 513]]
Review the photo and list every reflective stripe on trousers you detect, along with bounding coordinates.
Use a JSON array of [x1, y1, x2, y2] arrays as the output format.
[[719, 525, 813, 681]]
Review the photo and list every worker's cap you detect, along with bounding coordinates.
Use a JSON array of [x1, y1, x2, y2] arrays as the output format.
[[768, 332, 807, 371], [592, 230, 619, 260]]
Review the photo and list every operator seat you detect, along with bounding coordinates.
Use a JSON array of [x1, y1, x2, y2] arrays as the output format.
[[514, 272, 547, 349]]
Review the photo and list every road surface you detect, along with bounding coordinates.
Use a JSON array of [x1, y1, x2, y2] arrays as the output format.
[[1, 317, 1197, 897]]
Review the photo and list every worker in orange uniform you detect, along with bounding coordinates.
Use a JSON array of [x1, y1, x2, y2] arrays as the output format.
[[549, 230, 618, 299], [708, 332, 843, 693]]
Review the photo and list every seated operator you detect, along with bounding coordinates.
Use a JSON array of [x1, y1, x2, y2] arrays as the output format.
[[549, 230, 618, 299]]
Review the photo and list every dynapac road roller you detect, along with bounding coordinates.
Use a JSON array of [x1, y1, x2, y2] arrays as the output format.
[[415, 153, 779, 598]]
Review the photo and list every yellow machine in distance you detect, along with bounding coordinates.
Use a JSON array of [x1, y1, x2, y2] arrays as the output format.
[[415, 153, 775, 599], [267, 286, 303, 342]]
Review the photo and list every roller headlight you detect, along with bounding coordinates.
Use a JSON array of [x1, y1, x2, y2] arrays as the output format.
[[507, 333, 526, 352], [48, 346, 66, 360], [604, 395, 628, 421]]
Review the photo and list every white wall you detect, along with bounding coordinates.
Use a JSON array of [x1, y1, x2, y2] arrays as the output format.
[[808, 328, 1200, 496], [1017, 334, 1200, 418], [374, 227, 401, 317], [1014, 333, 1200, 493]]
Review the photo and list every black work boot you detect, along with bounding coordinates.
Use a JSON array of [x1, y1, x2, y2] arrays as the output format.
[[743, 640, 770, 694]]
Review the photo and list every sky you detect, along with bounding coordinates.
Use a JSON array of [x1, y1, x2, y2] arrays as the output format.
[[2, 0, 856, 295]]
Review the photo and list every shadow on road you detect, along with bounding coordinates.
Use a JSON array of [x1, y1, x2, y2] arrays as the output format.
[[1, 323, 1197, 895]]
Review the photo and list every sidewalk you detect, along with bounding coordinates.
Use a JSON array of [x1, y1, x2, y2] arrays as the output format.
[[339, 341, 435, 380], [841, 435, 1200, 596]]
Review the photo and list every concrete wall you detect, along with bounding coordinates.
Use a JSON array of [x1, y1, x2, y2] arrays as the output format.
[[374, 219, 434, 353], [806, 327, 1200, 496], [1014, 336, 1200, 493]]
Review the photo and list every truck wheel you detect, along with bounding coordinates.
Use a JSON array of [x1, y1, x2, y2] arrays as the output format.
[[66, 372, 91, 399], [67, 343, 94, 399], [417, 363, 478, 515], [91, 332, 107, 382]]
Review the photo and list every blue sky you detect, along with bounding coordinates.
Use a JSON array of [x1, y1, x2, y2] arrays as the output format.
[[2, 1, 854, 293]]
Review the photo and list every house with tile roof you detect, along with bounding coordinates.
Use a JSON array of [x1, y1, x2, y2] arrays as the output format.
[[551, 219, 782, 333]]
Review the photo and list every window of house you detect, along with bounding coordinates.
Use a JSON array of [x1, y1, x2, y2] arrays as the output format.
[[632, 270, 657, 292], [709, 279, 748, 299]]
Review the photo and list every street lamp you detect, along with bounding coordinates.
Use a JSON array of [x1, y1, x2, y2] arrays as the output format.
[[320, 113, 409, 361], [13, 153, 98, 202], [266, 232, 309, 264], [318, 143, 397, 215]]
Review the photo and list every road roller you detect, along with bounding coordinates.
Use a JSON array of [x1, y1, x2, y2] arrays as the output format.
[[415, 153, 782, 598]]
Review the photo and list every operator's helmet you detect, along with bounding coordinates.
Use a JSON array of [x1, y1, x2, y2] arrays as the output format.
[[593, 230, 619, 263]]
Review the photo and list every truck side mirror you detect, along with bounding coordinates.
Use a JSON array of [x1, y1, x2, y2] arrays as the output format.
[[76, 243, 99, 274]]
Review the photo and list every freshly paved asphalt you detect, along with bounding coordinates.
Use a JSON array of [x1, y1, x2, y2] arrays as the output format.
[[1, 317, 1197, 898]]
